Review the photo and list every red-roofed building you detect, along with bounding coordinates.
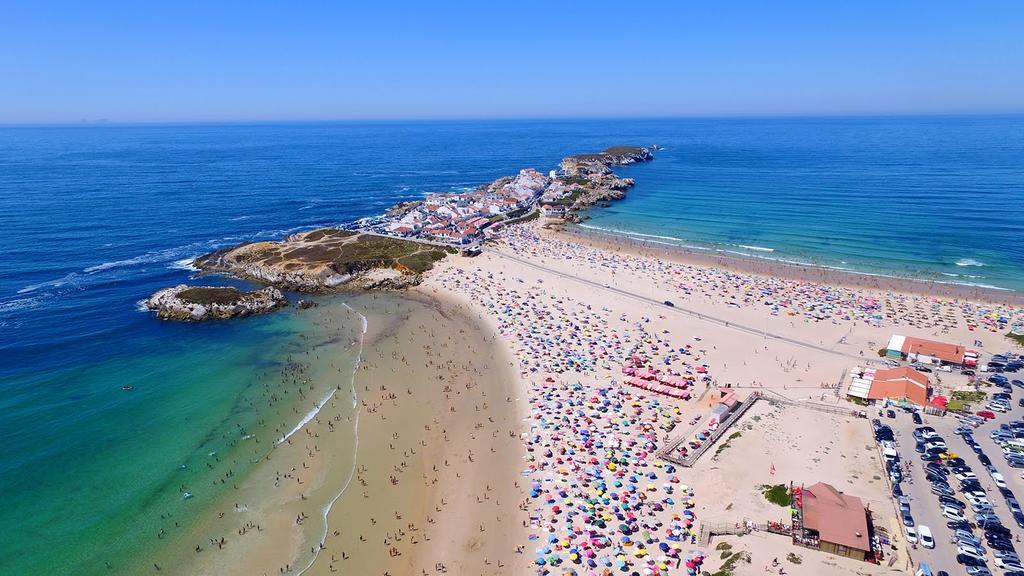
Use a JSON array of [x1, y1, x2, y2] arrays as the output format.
[[885, 335, 966, 366], [865, 367, 930, 406], [796, 482, 872, 561]]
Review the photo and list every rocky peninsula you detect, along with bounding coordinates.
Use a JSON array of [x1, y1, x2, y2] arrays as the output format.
[[145, 285, 287, 321], [145, 146, 652, 317], [551, 146, 654, 221]]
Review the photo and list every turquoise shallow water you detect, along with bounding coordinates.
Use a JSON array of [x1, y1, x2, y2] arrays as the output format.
[[2, 304, 362, 574], [1, 117, 1022, 572], [580, 116, 1024, 292]]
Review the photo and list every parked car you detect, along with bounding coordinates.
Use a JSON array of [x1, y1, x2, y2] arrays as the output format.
[[957, 529, 982, 545], [902, 511, 915, 527], [995, 556, 1024, 571], [978, 410, 997, 420], [943, 506, 967, 521], [958, 545, 987, 561], [939, 495, 966, 509], [887, 409, 897, 418], [957, 553, 986, 567], [918, 525, 934, 549]]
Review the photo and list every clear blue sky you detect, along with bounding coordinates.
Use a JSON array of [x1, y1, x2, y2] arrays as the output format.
[[3, 1, 1023, 123]]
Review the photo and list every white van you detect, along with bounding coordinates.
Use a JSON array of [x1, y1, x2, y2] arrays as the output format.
[[918, 525, 934, 549]]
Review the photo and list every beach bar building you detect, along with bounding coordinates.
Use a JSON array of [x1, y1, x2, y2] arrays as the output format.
[[885, 335, 966, 367], [793, 482, 873, 561], [847, 366, 931, 407]]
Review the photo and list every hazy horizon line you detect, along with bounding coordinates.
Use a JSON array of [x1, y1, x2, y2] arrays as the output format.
[[2, 110, 1023, 128]]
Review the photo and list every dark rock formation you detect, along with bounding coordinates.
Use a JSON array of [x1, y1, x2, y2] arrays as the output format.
[[145, 285, 287, 321], [557, 146, 654, 218]]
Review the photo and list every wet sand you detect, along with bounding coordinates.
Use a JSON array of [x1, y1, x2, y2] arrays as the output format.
[[302, 292, 529, 576], [146, 292, 528, 576]]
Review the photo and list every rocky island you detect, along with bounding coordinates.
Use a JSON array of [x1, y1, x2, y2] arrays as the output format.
[[193, 230, 453, 292], [145, 285, 287, 321]]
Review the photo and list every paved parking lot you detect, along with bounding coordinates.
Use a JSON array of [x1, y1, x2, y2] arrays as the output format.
[[877, 392, 1024, 575]]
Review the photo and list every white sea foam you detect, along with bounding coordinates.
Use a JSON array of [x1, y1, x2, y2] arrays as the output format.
[[83, 241, 222, 274], [0, 297, 41, 314], [134, 299, 150, 313], [168, 257, 199, 271], [582, 222, 1015, 291], [934, 280, 1010, 291], [18, 272, 80, 294], [579, 224, 710, 250], [295, 303, 367, 576], [228, 215, 251, 221], [276, 305, 366, 446]]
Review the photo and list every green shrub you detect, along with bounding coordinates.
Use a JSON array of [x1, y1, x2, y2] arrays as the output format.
[[760, 484, 790, 507]]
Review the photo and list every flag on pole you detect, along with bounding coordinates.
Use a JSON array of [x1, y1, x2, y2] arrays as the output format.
[[770, 463, 776, 476]]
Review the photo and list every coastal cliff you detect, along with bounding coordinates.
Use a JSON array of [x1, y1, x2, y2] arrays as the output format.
[[145, 285, 287, 321], [193, 229, 452, 292]]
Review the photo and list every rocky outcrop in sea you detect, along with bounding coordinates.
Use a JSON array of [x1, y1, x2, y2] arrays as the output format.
[[145, 285, 287, 321], [556, 146, 654, 220], [192, 230, 451, 292]]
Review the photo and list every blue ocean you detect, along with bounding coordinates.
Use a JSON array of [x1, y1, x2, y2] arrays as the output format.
[[1, 117, 1022, 573]]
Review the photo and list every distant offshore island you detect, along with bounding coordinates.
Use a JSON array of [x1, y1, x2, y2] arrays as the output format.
[[145, 146, 654, 319]]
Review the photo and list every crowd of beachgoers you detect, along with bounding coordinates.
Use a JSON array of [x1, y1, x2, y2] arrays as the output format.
[[434, 265, 715, 575], [498, 225, 1024, 336]]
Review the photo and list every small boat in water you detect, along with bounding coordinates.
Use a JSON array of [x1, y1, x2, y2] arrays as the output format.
[[122, 384, 134, 391]]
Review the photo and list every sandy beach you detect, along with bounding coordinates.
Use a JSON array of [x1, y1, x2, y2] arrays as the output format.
[[563, 224, 1024, 307], [163, 218, 1023, 576], [138, 292, 528, 576]]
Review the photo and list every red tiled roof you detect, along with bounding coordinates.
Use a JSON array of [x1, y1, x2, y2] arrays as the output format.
[[802, 482, 870, 552], [866, 367, 929, 406], [901, 336, 965, 364]]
